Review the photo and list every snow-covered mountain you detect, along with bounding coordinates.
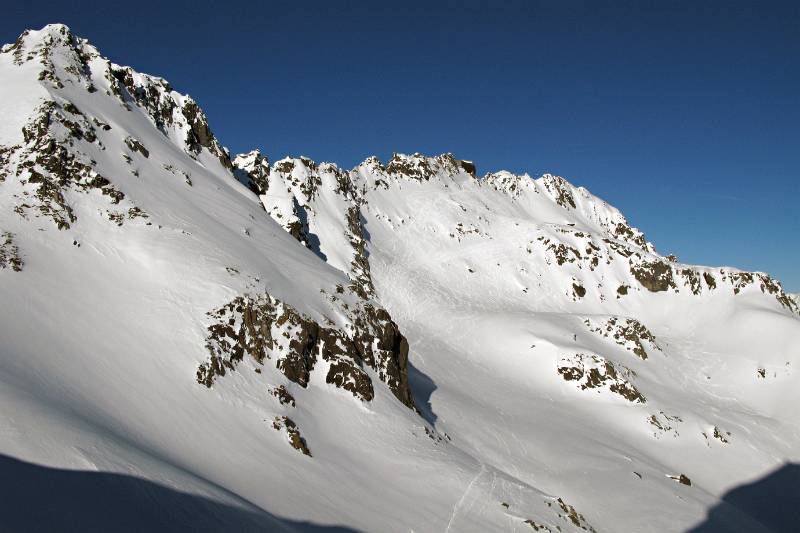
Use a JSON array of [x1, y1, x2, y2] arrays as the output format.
[[1, 24, 798, 533]]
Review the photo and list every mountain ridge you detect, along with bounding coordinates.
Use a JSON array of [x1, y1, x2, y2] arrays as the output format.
[[1, 23, 799, 533]]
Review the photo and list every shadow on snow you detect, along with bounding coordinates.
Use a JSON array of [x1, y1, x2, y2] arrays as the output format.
[[408, 360, 438, 426], [0, 453, 359, 533], [687, 463, 800, 533]]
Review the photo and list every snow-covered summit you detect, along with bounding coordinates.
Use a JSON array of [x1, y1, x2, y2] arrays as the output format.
[[1, 22, 231, 170], [1, 24, 799, 533]]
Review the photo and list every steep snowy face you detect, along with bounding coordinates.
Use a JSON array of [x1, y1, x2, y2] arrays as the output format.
[[0, 25, 433, 532], [0, 22, 419, 405], [2, 23, 800, 533], [245, 149, 800, 532], [233, 153, 378, 302]]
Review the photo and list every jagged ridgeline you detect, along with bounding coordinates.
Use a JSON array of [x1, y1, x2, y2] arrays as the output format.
[[231, 149, 797, 314]]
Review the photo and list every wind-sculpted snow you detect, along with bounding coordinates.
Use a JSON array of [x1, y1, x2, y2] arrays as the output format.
[[1, 23, 800, 533]]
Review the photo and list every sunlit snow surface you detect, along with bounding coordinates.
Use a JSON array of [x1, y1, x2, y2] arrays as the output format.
[[1, 24, 798, 533]]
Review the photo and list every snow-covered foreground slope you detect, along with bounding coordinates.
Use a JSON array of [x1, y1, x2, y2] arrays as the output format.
[[1, 24, 798, 533]]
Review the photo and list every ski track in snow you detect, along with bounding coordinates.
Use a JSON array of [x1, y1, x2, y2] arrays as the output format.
[[444, 463, 485, 533]]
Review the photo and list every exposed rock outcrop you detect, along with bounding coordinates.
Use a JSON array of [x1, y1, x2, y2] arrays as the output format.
[[0, 232, 23, 271], [108, 64, 233, 170], [8, 101, 145, 230], [629, 258, 675, 292], [558, 353, 645, 403], [233, 149, 270, 194], [584, 317, 660, 360], [197, 292, 413, 407], [272, 416, 311, 456]]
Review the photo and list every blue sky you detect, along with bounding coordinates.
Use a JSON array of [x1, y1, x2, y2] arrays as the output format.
[[4, 1, 799, 291]]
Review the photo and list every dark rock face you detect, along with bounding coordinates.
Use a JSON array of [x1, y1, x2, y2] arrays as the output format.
[[319, 328, 374, 402], [8, 101, 144, 230], [572, 283, 586, 298], [272, 416, 311, 456], [457, 159, 477, 178], [382, 153, 469, 183], [198, 292, 414, 407], [720, 270, 798, 313], [345, 205, 375, 299], [233, 150, 270, 194], [630, 259, 675, 292], [110, 66, 176, 130], [757, 273, 798, 312], [124, 136, 149, 158], [648, 412, 682, 438], [108, 67, 232, 171], [558, 353, 646, 403], [198, 293, 317, 388], [541, 174, 576, 209], [679, 268, 702, 295], [613, 222, 648, 250], [538, 237, 582, 266], [713, 426, 730, 444], [556, 498, 596, 531], [353, 306, 412, 407], [385, 153, 435, 181], [279, 317, 318, 388], [182, 101, 214, 154], [584, 317, 660, 360], [285, 197, 315, 248], [268, 157, 325, 199], [0, 232, 23, 271], [523, 498, 597, 532], [670, 474, 692, 486], [269, 385, 295, 407]]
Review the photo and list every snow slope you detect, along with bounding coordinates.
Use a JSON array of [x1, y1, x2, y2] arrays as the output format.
[[1, 24, 799, 533]]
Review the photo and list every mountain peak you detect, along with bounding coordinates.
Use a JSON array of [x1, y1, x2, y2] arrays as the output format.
[[349, 152, 477, 186], [31, 22, 73, 38], [12, 23, 74, 45], [1, 22, 106, 98], [3, 23, 79, 58], [385, 151, 476, 180], [2, 22, 799, 533]]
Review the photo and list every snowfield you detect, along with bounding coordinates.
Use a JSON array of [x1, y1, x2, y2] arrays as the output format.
[[1, 24, 798, 533]]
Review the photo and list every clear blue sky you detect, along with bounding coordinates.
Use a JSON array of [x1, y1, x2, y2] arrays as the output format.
[[4, 1, 798, 291]]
